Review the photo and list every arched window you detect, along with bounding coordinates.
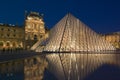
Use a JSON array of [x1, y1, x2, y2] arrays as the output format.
[[34, 35, 37, 40], [6, 42, 10, 47], [33, 58, 37, 65], [0, 41, 3, 46]]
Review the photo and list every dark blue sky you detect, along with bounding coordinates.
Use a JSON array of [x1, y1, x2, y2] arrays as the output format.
[[0, 0, 120, 33]]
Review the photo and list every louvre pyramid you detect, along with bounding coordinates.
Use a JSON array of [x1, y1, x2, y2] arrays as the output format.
[[41, 13, 115, 52], [33, 14, 118, 80]]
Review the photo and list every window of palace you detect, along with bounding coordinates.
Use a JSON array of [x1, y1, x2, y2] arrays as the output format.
[[0, 42, 3, 46], [6, 42, 10, 47], [1, 28, 4, 31], [14, 29, 16, 32], [7, 34, 10, 37], [1, 34, 3, 37], [13, 34, 16, 37], [13, 42, 16, 47], [34, 35, 37, 40], [33, 58, 37, 65], [18, 44, 22, 48], [8, 29, 10, 31]]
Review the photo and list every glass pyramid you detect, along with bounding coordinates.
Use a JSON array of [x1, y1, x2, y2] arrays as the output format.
[[41, 13, 115, 52], [32, 14, 118, 80]]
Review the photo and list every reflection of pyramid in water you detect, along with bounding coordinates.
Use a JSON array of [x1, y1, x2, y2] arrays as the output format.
[[43, 13, 115, 52]]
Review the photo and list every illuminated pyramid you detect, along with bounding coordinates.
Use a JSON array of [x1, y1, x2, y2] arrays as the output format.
[[42, 13, 115, 52], [33, 14, 118, 80]]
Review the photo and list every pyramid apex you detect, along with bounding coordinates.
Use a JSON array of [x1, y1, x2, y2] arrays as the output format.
[[65, 13, 75, 17]]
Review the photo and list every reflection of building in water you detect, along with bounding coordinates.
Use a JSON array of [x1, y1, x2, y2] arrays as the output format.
[[0, 11, 47, 50], [0, 60, 24, 80], [0, 56, 47, 80], [24, 56, 47, 80], [102, 32, 120, 49]]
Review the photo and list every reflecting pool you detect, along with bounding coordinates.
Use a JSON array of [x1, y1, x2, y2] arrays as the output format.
[[0, 51, 120, 80]]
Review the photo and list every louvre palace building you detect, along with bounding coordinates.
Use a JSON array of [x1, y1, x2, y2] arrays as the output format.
[[0, 11, 119, 50], [0, 12, 48, 50]]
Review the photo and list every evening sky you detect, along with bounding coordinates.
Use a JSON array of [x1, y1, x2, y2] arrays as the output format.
[[0, 0, 120, 33]]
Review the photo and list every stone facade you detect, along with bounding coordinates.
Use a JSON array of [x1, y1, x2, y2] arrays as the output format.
[[103, 32, 120, 49], [25, 12, 45, 49], [0, 11, 46, 50], [0, 24, 24, 50]]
